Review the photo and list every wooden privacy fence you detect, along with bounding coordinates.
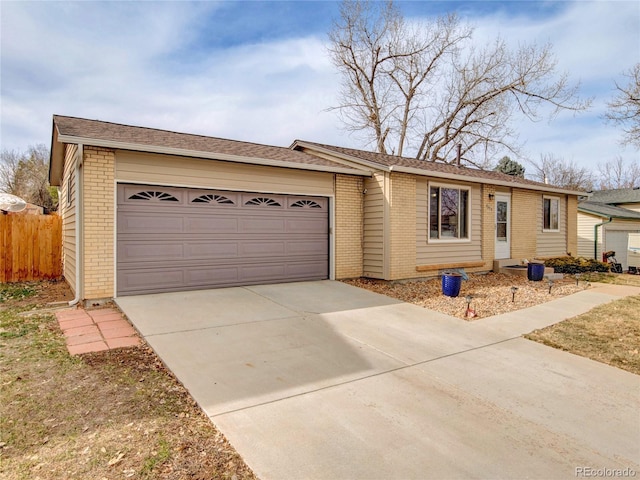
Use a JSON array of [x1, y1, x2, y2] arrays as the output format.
[[1, 214, 62, 283]]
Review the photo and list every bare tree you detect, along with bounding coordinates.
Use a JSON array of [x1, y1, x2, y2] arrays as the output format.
[[0, 149, 21, 195], [328, 2, 470, 156], [328, 0, 591, 167], [596, 156, 640, 189], [605, 63, 640, 149], [0, 144, 58, 210], [527, 153, 594, 191]]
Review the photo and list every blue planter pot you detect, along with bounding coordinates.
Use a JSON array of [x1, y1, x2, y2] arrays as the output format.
[[442, 273, 462, 297], [527, 263, 545, 281]]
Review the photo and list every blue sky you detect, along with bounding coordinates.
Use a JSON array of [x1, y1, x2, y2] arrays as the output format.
[[1, 1, 638, 173]]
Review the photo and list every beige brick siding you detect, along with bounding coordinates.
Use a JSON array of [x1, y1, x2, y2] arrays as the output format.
[[61, 144, 78, 293], [566, 195, 578, 257], [82, 147, 115, 299], [511, 188, 538, 260], [577, 212, 601, 258], [481, 185, 496, 270], [624, 203, 640, 213], [363, 173, 385, 278], [388, 172, 417, 280], [334, 174, 364, 278], [415, 178, 482, 269], [116, 150, 334, 196]]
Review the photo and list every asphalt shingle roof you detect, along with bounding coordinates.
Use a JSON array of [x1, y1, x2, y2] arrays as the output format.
[[585, 188, 640, 205], [578, 201, 640, 219], [294, 140, 574, 191], [53, 115, 362, 171], [51, 115, 588, 195]]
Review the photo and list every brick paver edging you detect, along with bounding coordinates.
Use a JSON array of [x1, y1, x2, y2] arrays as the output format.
[[56, 307, 140, 355]]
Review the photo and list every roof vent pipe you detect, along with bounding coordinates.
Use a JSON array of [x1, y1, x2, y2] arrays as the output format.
[[456, 144, 461, 167]]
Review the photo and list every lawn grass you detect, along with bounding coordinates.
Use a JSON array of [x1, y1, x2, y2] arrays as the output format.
[[2, 277, 638, 478], [581, 272, 640, 287], [0, 283, 38, 303], [0, 285, 256, 480], [526, 294, 640, 375], [527, 267, 640, 376]]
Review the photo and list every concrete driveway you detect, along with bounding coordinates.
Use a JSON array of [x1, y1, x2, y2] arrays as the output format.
[[116, 281, 640, 479]]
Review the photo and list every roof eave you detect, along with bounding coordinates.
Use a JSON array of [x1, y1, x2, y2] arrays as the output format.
[[577, 206, 640, 220], [49, 121, 64, 186], [293, 140, 584, 195], [57, 134, 372, 177], [292, 140, 390, 173], [392, 165, 585, 195]]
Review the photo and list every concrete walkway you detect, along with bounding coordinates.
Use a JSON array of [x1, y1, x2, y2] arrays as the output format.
[[116, 281, 640, 480], [470, 283, 640, 337]]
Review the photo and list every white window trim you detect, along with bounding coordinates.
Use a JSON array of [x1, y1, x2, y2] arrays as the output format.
[[427, 181, 472, 243], [542, 195, 560, 233]]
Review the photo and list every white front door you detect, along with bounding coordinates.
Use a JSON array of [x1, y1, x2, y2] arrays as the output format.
[[495, 194, 511, 259]]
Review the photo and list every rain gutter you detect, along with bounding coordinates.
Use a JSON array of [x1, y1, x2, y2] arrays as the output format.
[[594, 217, 613, 260]]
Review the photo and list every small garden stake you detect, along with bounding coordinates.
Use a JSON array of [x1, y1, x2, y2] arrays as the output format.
[[464, 295, 476, 318], [548, 279, 554, 294], [511, 286, 518, 302]]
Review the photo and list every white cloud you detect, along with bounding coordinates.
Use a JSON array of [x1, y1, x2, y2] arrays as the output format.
[[0, 1, 345, 152], [1, 2, 207, 145], [461, 1, 640, 169], [1, 0, 637, 173]]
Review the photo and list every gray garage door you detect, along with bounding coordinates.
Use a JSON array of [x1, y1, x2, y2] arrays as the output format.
[[117, 184, 329, 296], [606, 230, 639, 271]]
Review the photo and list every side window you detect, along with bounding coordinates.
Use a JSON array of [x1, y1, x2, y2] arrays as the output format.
[[543, 197, 559, 232]]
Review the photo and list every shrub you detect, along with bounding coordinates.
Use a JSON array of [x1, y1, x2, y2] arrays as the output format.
[[544, 256, 610, 274]]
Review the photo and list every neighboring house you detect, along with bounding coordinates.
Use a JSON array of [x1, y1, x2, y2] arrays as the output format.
[[13, 203, 45, 215], [49, 115, 582, 303], [0, 203, 44, 215], [577, 188, 640, 270]]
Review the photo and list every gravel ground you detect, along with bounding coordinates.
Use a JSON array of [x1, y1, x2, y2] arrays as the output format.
[[344, 272, 589, 320]]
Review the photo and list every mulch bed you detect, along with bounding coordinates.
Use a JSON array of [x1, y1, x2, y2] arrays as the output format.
[[344, 272, 588, 320]]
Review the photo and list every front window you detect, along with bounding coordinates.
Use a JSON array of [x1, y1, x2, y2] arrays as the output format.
[[429, 185, 470, 240], [543, 197, 559, 231]]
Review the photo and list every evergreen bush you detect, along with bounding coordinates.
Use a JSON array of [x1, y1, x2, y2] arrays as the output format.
[[544, 256, 610, 274]]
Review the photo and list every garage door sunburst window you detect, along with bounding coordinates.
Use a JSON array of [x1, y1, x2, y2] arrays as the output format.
[[192, 194, 235, 205], [291, 200, 322, 209], [128, 191, 179, 202], [245, 197, 281, 207]]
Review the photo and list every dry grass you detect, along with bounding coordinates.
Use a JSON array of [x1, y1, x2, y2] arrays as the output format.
[[582, 272, 640, 287], [526, 295, 640, 375], [3, 274, 637, 480], [0, 282, 256, 480], [347, 272, 640, 375]]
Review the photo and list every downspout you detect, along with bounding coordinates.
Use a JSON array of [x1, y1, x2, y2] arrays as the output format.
[[594, 217, 612, 261], [69, 144, 84, 306]]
